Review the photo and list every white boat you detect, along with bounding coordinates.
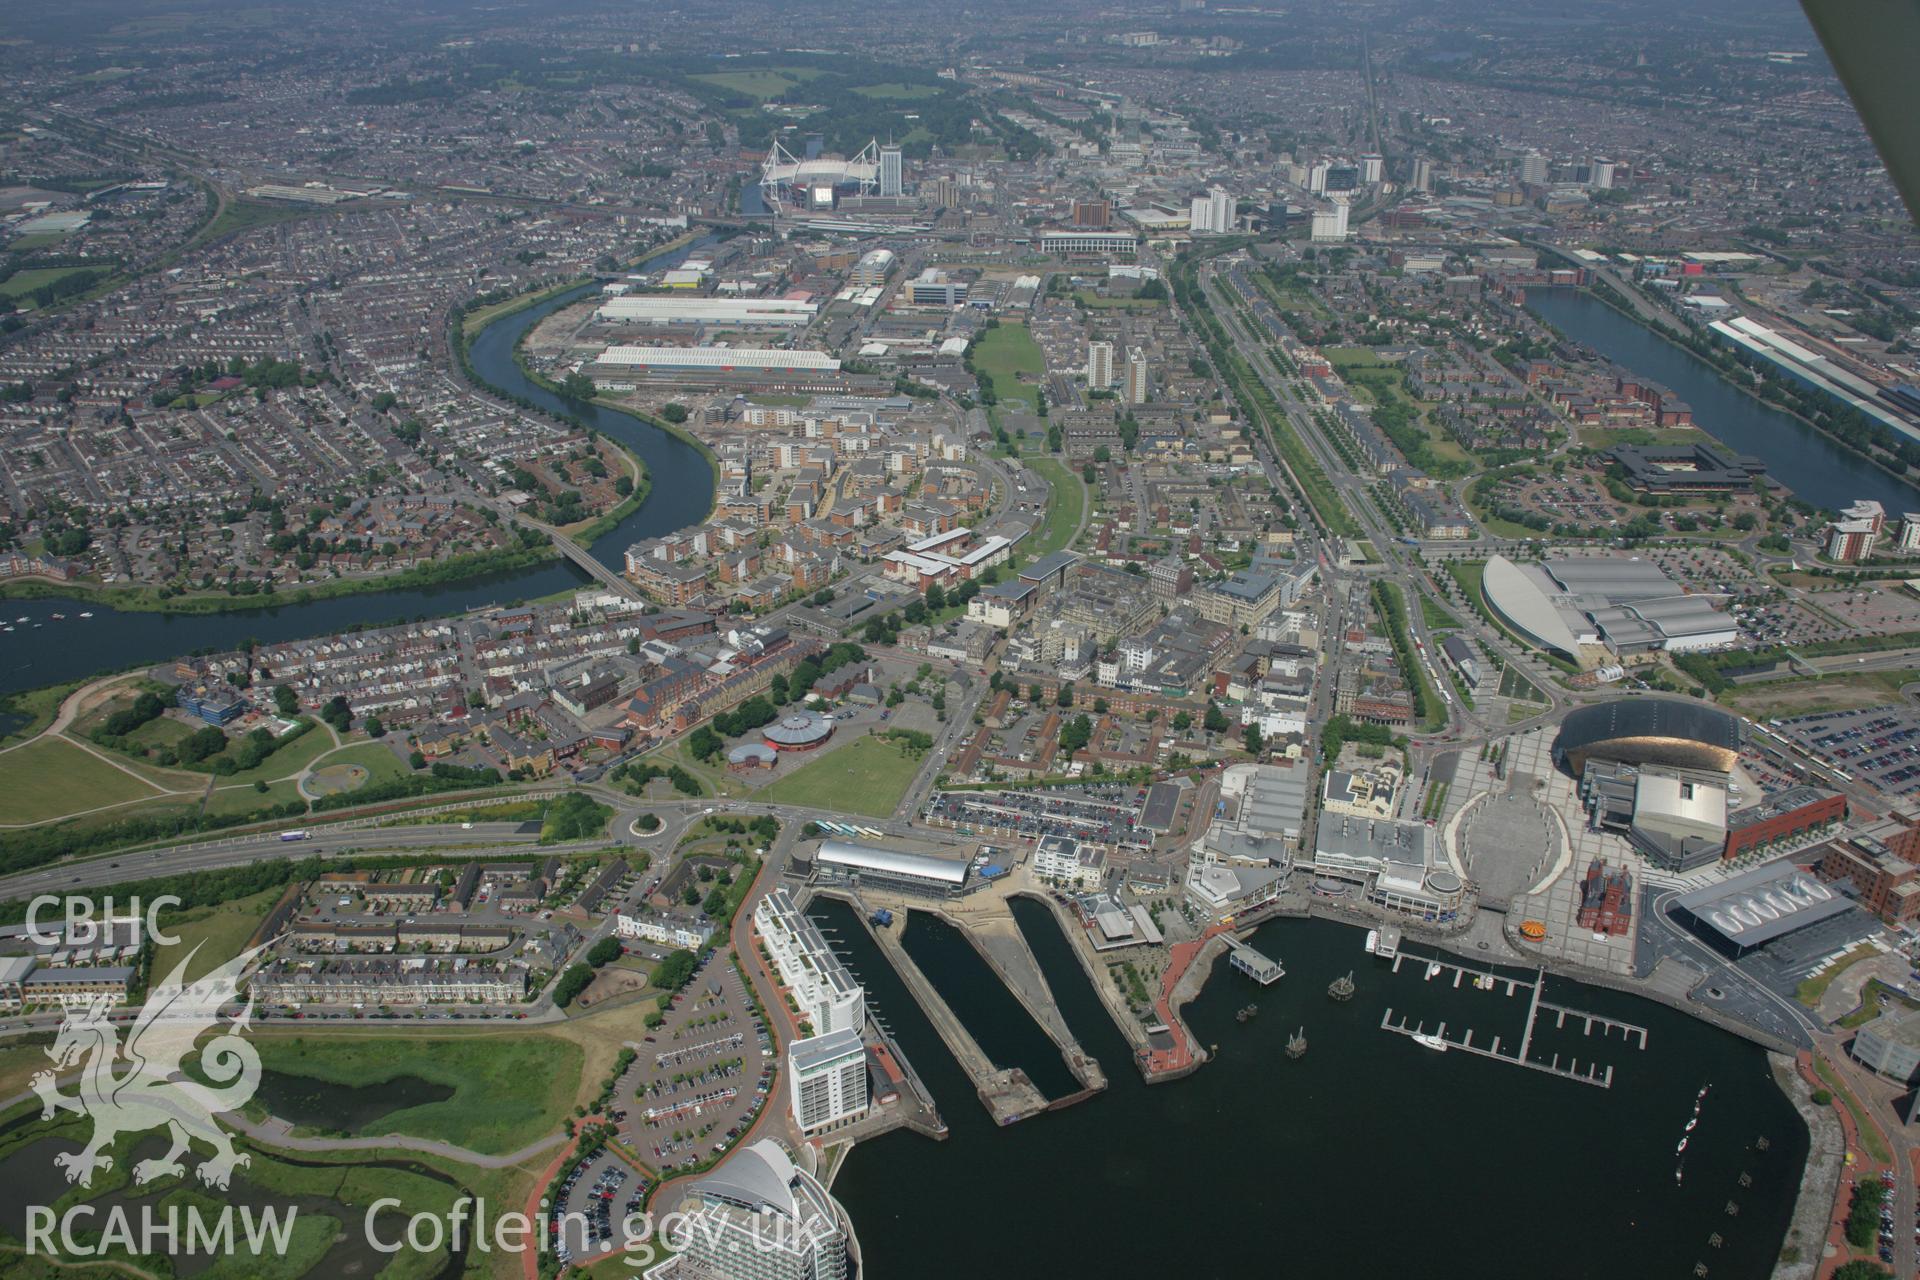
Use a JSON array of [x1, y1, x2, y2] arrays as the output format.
[[1684, 1117, 1697, 1133], [1412, 1032, 1448, 1052], [49, 613, 65, 620], [1364, 930, 1379, 954], [78, 611, 93, 618], [13, 616, 25, 623], [1676, 1136, 1688, 1154], [1425, 961, 1442, 979]]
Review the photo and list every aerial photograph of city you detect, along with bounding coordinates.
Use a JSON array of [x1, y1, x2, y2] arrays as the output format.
[[1, 0, 1919, 1275]]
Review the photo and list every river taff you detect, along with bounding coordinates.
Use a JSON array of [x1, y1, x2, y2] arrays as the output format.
[[0, 271, 716, 701], [813, 898, 1808, 1280], [1526, 287, 1920, 513]]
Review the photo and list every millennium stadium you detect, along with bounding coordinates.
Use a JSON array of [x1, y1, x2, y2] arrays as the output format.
[[759, 138, 887, 212]]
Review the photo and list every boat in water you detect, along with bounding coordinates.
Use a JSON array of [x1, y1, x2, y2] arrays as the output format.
[[1676, 1136, 1688, 1154], [78, 611, 93, 619], [1425, 962, 1442, 979], [1412, 1032, 1448, 1052], [49, 612, 65, 620], [1236, 1004, 1259, 1024], [1364, 929, 1379, 954]]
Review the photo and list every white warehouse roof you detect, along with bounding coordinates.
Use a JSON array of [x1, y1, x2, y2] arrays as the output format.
[[597, 346, 841, 371], [816, 840, 968, 886]]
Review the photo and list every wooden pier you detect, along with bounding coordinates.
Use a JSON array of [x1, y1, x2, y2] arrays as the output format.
[[1224, 935, 1285, 985], [1378, 951, 1648, 1090]]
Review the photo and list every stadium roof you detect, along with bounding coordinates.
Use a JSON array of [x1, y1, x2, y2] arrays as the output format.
[[1673, 859, 1851, 948], [817, 840, 969, 886]]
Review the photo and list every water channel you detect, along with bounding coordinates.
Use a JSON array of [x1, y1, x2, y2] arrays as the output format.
[[1526, 287, 1920, 512], [0, 256, 718, 700], [815, 898, 1808, 1279]]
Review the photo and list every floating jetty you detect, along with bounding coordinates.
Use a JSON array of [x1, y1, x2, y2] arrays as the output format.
[[1328, 971, 1355, 1001], [1378, 953, 1648, 1089], [1225, 934, 1285, 985]]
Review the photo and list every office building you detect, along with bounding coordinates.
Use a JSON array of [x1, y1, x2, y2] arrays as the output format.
[[1310, 200, 1349, 243], [1589, 158, 1615, 190], [1124, 346, 1150, 404], [788, 1028, 869, 1134], [1410, 157, 1433, 192], [660, 1141, 851, 1280], [1189, 186, 1235, 234], [1307, 161, 1329, 194], [1520, 152, 1549, 185], [905, 268, 969, 306], [1854, 1007, 1920, 1083], [1087, 340, 1114, 390], [1360, 153, 1384, 184], [878, 145, 903, 198], [1071, 198, 1112, 228]]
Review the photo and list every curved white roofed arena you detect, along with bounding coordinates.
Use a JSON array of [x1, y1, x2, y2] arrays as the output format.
[[1481, 554, 1585, 659], [814, 839, 970, 895]]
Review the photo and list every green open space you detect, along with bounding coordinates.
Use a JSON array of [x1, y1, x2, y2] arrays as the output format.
[[250, 1033, 582, 1155], [1721, 669, 1914, 719], [5, 232, 72, 252], [1797, 943, 1879, 1007], [210, 721, 338, 786], [1323, 345, 1392, 370], [151, 887, 281, 983], [205, 777, 306, 816], [1074, 289, 1162, 309], [691, 67, 823, 99], [757, 734, 926, 818], [0, 736, 166, 824], [191, 196, 318, 248], [0, 265, 109, 302], [1024, 456, 1086, 559], [971, 322, 1045, 413], [1812, 1052, 1893, 1164], [309, 740, 411, 786], [1577, 426, 1709, 450], [853, 81, 944, 99]]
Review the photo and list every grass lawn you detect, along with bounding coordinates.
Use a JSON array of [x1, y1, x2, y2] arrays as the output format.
[[0, 266, 109, 302], [204, 777, 305, 817], [1419, 596, 1462, 632], [1797, 943, 1879, 1007], [191, 197, 316, 248], [853, 81, 944, 99], [211, 721, 337, 786], [0, 677, 87, 747], [1024, 456, 1085, 560], [5, 232, 72, 252], [757, 735, 927, 819], [1074, 290, 1162, 309], [1812, 1052, 1893, 1164], [972, 322, 1045, 412], [1323, 345, 1391, 370], [691, 67, 820, 99], [151, 887, 282, 983], [0, 736, 167, 823], [1578, 426, 1705, 450], [251, 1033, 582, 1155], [310, 739, 411, 784], [1723, 670, 1914, 719]]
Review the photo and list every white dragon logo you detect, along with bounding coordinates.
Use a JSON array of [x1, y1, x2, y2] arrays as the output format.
[[30, 941, 268, 1190]]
